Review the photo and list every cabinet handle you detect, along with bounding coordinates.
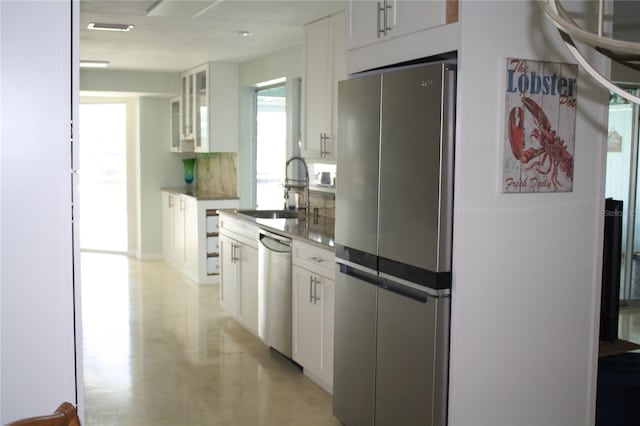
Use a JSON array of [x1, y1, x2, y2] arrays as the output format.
[[320, 133, 330, 157], [377, 1, 383, 38], [309, 276, 314, 304], [378, 0, 391, 37], [312, 277, 321, 304], [231, 243, 237, 263], [384, 0, 391, 36], [168, 196, 173, 208]]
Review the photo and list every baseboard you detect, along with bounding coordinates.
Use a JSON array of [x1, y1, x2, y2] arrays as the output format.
[[80, 248, 129, 256], [135, 251, 164, 260], [302, 369, 333, 395]]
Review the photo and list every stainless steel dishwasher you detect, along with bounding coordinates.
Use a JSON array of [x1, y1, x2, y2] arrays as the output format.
[[258, 230, 293, 357]]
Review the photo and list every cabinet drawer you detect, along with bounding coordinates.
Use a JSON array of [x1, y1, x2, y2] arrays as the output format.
[[207, 256, 220, 276], [219, 215, 259, 248], [293, 240, 335, 280], [207, 236, 220, 255], [206, 215, 219, 233]]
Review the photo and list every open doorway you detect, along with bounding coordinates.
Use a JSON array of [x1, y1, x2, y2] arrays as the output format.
[[79, 102, 128, 252], [605, 90, 640, 307]]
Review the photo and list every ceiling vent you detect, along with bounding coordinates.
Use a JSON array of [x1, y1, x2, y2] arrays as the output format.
[[145, 0, 224, 18], [87, 23, 134, 32]]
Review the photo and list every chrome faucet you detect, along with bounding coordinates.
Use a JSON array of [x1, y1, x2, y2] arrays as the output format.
[[284, 156, 309, 214]]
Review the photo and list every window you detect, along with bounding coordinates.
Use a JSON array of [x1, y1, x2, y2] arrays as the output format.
[[255, 84, 287, 210]]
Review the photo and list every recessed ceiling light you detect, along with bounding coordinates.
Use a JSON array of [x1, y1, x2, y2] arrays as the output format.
[[80, 60, 110, 68], [88, 23, 134, 32], [234, 30, 252, 37]]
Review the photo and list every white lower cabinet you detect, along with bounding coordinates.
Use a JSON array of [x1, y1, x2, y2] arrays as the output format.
[[219, 214, 259, 335], [237, 242, 259, 333], [292, 241, 335, 394], [161, 190, 238, 284], [217, 213, 335, 392], [219, 235, 238, 313]]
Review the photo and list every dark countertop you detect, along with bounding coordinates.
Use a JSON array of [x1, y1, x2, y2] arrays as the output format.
[[218, 210, 335, 250], [161, 187, 239, 201]]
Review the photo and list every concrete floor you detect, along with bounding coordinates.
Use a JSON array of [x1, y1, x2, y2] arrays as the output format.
[[619, 306, 640, 344], [81, 252, 339, 426]]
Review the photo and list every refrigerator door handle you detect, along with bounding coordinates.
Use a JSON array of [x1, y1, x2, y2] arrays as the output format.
[[381, 279, 429, 304], [379, 272, 451, 298], [338, 263, 383, 288]]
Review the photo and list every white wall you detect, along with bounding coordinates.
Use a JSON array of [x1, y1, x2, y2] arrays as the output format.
[[448, 2, 609, 425], [0, 1, 77, 421], [238, 46, 302, 208], [138, 97, 184, 257], [80, 68, 179, 96]]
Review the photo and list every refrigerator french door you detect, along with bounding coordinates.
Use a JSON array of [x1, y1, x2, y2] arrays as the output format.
[[334, 62, 455, 426]]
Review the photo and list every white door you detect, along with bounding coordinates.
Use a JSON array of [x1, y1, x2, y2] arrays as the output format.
[[0, 1, 80, 421]]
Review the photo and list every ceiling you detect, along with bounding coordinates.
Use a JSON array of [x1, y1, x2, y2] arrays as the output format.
[[80, 0, 346, 72]]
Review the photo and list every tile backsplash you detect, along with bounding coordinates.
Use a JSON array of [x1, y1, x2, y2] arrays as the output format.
[[308, 190, 335, 219], [195, 153, 238, 197]]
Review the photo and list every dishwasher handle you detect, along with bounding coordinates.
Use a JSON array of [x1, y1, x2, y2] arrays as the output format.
[[259, 231, 291, 253]]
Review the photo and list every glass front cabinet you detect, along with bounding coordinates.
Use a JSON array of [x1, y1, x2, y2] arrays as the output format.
[[177, 62, 239, 153]]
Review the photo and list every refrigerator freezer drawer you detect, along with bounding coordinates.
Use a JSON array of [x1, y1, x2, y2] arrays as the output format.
[[375, 282, 450, 426], [333, 264, 379, 426]]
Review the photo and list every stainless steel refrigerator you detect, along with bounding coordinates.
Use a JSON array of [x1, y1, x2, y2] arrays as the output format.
[[333, 62, 456, 426]]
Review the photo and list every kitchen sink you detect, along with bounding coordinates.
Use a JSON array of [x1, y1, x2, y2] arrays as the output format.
[[237, 209, 303, 219]]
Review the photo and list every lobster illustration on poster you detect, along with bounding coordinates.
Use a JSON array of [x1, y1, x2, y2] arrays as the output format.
[[503, 58, 578, 193]]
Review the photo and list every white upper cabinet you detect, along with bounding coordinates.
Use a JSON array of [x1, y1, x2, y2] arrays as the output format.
[[348, 0, 449, 50], [179, 62, 239, 153], [346, 0, 459, 74], [348, 0, 381, 50], [301, 11, 347, 163], [170, 96, 181, 152], [170, 96, 194, 153]]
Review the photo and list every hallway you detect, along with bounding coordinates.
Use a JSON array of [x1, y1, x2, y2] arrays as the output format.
[[81, 252, 338, 425]]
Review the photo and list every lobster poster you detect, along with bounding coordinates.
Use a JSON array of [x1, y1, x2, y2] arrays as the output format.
[[503, 58, 578, 193]]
